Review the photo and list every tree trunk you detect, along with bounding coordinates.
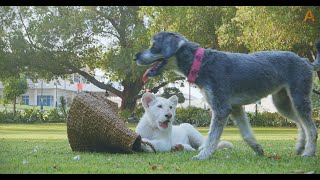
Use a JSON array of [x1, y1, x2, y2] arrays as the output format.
[[13, 97, 16, 117], [120, 79, 144, 111]]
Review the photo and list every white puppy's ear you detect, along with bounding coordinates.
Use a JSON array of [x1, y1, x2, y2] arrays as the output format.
[[169, 95, 178, 107], [142, 92, 156, 108]]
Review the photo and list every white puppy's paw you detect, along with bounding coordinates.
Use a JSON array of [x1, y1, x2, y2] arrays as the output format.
[[141, 138, 155, 153], [191, 148, 213, 160], [171, 144, 184, 151]]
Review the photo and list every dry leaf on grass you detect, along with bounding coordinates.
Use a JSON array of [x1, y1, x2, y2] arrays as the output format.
[[268, 155, 282, 159]]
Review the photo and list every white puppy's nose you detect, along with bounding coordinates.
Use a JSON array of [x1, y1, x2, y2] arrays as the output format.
[[165, 113, 172, 119]]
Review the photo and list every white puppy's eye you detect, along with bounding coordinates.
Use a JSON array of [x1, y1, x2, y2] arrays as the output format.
[[157, 105, 162, 108], [170, 106, 173, 109]]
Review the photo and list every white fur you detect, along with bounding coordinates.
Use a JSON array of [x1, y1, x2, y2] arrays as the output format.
[[135, 92, 233, 152]]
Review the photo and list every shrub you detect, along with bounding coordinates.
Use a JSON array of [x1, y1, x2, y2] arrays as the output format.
[[175, 106, 212, 127], [118, 109, 132, 122], [247, 112, 296, 127], [0, 108, 67, 124], [46, 109, 66, 123], [23, 109, 44, 123]]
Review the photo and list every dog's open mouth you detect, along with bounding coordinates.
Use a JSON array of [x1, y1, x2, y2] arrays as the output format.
[[142, 59, 168, 83], [159, 120, 170, 129]]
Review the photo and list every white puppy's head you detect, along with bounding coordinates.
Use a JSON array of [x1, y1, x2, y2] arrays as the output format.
[[141, 92, 178, 131]]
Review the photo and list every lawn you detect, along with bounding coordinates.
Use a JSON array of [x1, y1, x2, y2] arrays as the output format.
[[0, 123, 319, 174]]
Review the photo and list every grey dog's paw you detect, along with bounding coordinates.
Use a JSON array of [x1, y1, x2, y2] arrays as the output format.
[[191, 149, 212, 160]]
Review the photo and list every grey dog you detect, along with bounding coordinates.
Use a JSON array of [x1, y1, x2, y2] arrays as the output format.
[[134, 31, 320, 160]]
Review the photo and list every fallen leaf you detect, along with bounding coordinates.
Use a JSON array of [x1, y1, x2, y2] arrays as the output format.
[[22, 160, 29, 165], [152, 166, 157, 170], [158, 166, 164, 170], [52, 164, 58, 169], [269, 155, 282, 159], [73, 155, 81, 160]]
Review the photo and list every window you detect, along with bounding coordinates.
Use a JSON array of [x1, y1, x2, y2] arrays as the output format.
[[74, 74, 80, 84], [37, 95, 54, 106], [22, 95, 29, 105]]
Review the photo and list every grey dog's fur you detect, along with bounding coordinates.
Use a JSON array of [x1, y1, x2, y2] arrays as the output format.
[[134, 31, 320, 160]]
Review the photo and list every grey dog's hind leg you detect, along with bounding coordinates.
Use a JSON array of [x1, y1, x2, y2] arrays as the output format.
[[272, 88, 306, 155], [230, 106, 264, 156], [288, 86, 318, 156]]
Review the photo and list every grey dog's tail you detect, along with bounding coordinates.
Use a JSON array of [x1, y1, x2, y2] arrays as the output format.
[[313, 39, 320, 71]]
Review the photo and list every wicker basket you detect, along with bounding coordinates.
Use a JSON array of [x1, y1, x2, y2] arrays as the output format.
[[67, 92, 142, 153]]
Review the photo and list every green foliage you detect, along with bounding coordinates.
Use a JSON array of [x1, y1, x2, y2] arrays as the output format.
[[46, 109, 66, 123], [2, 76, 28, 104], [311, 76, 320, 108], [247, 112, 295, 127], [175, 107, 320, 127], [117, 109, 132, 122], [161, 87, 185, 103], [175, 106, 212, 127], [218, 7, 320, 59], [59, 96, 67, 116], [141, 6, 237, 49], [0, 108, 66, 123]]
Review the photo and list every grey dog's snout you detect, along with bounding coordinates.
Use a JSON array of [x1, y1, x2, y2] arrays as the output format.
[[134, 52, 141, 61]]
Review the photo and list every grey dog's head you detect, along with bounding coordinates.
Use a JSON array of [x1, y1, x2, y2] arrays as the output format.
[[134, 31, 188, 80]]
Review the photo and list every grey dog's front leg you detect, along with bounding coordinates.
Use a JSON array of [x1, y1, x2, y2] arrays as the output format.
[[192, 107, 231, 160]]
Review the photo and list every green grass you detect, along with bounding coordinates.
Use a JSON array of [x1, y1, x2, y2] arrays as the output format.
[[0, 123, 319, 174]]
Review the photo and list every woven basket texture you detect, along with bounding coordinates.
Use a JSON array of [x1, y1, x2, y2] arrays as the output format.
[[67, 92, 141, 153]]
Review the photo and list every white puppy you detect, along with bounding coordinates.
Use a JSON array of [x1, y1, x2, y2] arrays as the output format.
[[135, 92, 233, 152]]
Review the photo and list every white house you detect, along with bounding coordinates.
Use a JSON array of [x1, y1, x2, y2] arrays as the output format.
[[0, 73, 118, 108]]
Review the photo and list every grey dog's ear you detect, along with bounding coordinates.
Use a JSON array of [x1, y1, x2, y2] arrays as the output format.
[[162, 36, 186, 59], [169, 95, 178, 107], [142, 92, 156, 108]]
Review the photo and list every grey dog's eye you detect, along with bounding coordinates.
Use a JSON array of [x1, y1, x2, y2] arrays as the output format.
[[157, 105, 162, 108], [151, 44, 161, 53], [170, 106, 173, 109]]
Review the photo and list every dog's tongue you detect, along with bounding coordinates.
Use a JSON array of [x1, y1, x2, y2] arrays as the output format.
[[142, 62, 159, 83], [159, 121, 169, 129]]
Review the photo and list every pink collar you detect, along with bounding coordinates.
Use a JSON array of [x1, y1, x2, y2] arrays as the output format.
[[187, 48, 205, 83]]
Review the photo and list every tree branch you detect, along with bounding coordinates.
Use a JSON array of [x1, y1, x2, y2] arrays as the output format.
[[133, 76, 186, 100], [17, 8, 45, 52], [94, 8, 121, 40], [64, 62, 123, 97], [103, 31, 120, 40]]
